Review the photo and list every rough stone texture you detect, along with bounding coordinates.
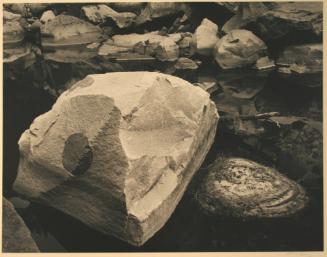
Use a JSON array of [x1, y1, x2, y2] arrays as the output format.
[[214, 30, 267, 69], [197, 158, 308, 218], [222, 3, 277, 33], [3, 10, 21, 22], [135, 3, 190, 25], [14, 72, 219, 246], [255, 2, 323, 40], [3, 20, 25, 47], [6, 3, 50, 16], [108, 2, 145, 13], [41, 14, 104, 47], [82, 4, 136, 28], [192, 18, 219, 56], [276, 44, 322, 88], [255, 56, 275, 70], [3, 198, 40, 252], [99, 32, 180, 61], [277, 44, 322, 75], [40, 10, 56, 24]]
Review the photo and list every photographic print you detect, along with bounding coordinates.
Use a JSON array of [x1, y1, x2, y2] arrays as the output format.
[[2, 1, 324, 253]]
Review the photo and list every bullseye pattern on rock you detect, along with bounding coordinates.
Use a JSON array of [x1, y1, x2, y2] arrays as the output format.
[[14, 72, 219, 246], [197, 158, 308, 218]]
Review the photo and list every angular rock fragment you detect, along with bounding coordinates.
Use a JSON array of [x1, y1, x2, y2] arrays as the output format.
[[174, 57, 199, 70], [214, 30, 267, 69], [276, 44, 322, 88], [14, 72, 219, 246], [82, 4, 136, 28], [254, 56, 275, 70], [192, 18, 219, 56], [197, 158, 308, 218], [3, 198, 39, 252]]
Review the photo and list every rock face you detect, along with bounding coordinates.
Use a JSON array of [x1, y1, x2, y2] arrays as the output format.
[[82, 4, 136, 28], [256, 2, 322, 41], [214, 30, 267, 69], [192, 19, 219, 56], [3, 198, 39, 252], [3, 19, 25, 47], [40, 10, 56, 24], [197, 158, 308, 218], [14, 72, 219, 246]]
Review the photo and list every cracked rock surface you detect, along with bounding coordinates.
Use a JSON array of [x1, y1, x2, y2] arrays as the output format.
[[14, 71, 219, 246]]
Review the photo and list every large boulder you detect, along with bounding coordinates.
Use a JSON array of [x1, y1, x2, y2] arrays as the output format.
[[214, 30, 267, 69], [3, 198, 39, 252], [196, 158, 308, 218], [13, 72, 219, 246], [192, 18, 219, 56]]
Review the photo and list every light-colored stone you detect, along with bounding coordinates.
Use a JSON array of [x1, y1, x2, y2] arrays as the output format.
[[99, 32, 180, 61], [40, 10, 55, 24], [197, 158, 308, 218], [214, 29, 267, 69], [192, 18, 219, 56], [82, 4, 136, 28], [254, 56, 276, 70], [3, 10, 21, 22], [3, 198, 39, 252], [41, 14, 104, 47], [3, 20, 25, 46], [14, 72, 219, 246], [175, 57, 199, 70]]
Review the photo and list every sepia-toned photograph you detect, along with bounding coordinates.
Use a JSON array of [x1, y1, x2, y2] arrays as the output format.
[[2, 1, 323, 253]]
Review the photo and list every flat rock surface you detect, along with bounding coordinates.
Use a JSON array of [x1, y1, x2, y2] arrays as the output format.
[[3, 198, 40, 252], [14, 71, 219, 246]]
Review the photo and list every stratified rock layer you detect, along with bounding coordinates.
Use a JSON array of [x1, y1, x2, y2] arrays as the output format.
[[3, 198, 39, 252], [197, 158, 308, 218], [14, 72, 219, 246]]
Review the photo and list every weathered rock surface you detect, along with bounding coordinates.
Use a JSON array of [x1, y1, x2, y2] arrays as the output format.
[[6, 3, 50, 16], [3, 198, 39, 252], [99, 32, 180, 61], [192, 18, 219, 56], [3, 10, 21, 22], [41, 14, 104, 47], [214, 30, 267, 69], [222, 3, 277, 33], [3, 19, 25, 47], [14, 72, 219, 246], [255, 2, 323, 41], [197, 158, 308, 218], [276, 44, 322, 88], [135, 3, 190, 25], [40, 10, 56, 24], [108, 2, 145, 13], [277, 44, 322, 75], [82, 4, 136, 28]]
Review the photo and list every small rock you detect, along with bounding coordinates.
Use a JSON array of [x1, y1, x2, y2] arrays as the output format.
[[3, 198, 39, 252], [178, 34, 194, 57], [214, 29, 267, 69], [175, 57, 199, 70], [196, 158, 308, 218], [254, 56, 276, 70], [40, 10, 55, 24], [192, 18, 219, 56], [82, 4, 136, 28], [14, 72, 219, 246]]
